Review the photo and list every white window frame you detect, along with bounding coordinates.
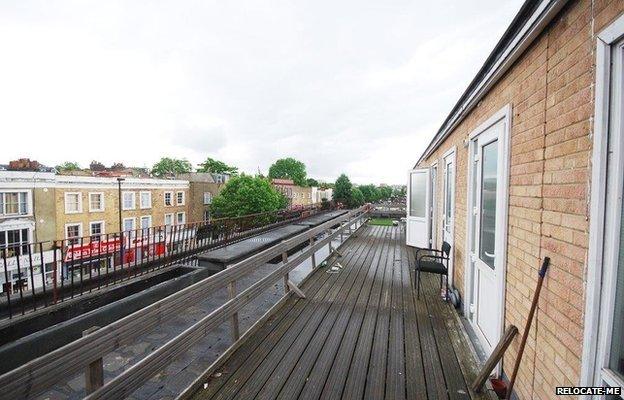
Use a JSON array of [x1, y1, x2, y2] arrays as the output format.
[[139, 191, 152, 209], [0, 191, 31, 217], [0, 227, 31, 254], [464, 104, 512, 358], [122, 191, 136, 210], [140, 215, 152, 229], [88, 192, 104, 212], [203, 192, 212, 205], [164, 213, 174, 226], [176, 191, 185, 206], [65, 223, 83, 243], [164, 191, 173, 207], [89, 221, 105, 239], [122, 217, 136, 232], [176, 212, 186, 225], [64, 192, 82, 214], [581, 14, 624, 397]]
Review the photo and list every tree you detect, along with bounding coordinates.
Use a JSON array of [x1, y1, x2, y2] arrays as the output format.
[[306, 178, 319, 187], [268, 158, 307, 186], [197, 157, 238, 175], [349, 187, 365, 208], [55, 161, 81, 172], [211, 175, 288, 217], [378, 186, 393, 200], [333, 174, 353, 206], [151, 157, 192, 177], [90, 161, 106, 171], [359, 184, 381, 203], [110, 162, 126, 171]]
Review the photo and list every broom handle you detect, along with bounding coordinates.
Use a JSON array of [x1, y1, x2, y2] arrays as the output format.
[[506, 257, 550, 399]]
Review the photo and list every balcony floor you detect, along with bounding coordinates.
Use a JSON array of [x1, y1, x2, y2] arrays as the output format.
[[187, 224, 492, 400]]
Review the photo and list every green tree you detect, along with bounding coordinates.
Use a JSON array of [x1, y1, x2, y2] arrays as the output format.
[[378, 186, 393, 200], [151, 157, 192, 177], [333, 174, 353, 206], [268, 158, 307, 186], [211, 175, 288, 217], [359, 184, 381, 203], [55, 161, 81, 172], [306, 178, 319, 187], [197, 157, 238, 175], [349, 187, 365, 208]]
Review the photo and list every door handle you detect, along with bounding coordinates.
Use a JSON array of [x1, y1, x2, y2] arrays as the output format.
[[484, 251, 495, 259]]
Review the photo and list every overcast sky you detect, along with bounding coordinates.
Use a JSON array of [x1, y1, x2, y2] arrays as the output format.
[[0, 0, 523, 185]]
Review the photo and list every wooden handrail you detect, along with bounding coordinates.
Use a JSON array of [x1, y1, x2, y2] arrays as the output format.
[[0, 207, 367, 399]]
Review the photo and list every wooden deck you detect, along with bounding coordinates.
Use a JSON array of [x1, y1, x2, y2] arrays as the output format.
[[187, 224, 490, 400]]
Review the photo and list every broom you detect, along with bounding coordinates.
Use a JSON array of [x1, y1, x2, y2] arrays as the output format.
[[505, 256, 550, 399]]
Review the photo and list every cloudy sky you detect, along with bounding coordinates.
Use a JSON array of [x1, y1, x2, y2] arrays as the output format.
[[0, 0, 523, 185]]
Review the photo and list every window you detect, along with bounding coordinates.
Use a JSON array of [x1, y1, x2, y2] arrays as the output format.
[[0, 192, 28, 216], [479, 140, 498, 269], [164, 192, 173, 206], [140, 192, 152, 209], [89, 193, 104, 212], [122, 192, 135, 210], [90, 221, 104, 241], [203, 210, 210, 221], [203, 192, 212, 205], [164, 213, 173, 226], [64, 193, 82, 214], [65, 223, 82, 245], [176, 212, 185, 225], [176, 191, 185, 206], [140, 216, 152, 235], [409, 172, 426, 218], [0, 228, 29, 256], [123, 217, 135, 232]]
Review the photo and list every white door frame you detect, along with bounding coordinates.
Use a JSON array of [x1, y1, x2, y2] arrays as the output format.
[[581, 14, 624, 397], [442, 146, 456, 286], [406, 168, 431, 248], [464, 104, 512, 354], [430, 161, 439, 249]]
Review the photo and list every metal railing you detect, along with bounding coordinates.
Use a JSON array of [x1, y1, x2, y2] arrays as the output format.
[[0, 204, 325, 320], [0, 205, 369, 399]]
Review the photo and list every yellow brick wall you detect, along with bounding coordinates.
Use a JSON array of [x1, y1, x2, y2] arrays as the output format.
[[55, 187, 189, 241], [418, 1, 624, 398]]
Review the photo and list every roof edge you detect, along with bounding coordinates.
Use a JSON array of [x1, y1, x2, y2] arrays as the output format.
[[415, 0, 569, 166]]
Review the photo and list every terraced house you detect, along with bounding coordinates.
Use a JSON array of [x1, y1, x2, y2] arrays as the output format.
[[406, 0, 624, 398]]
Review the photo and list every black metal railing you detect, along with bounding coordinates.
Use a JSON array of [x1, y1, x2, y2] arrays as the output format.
[[0, 203, 325, 320]]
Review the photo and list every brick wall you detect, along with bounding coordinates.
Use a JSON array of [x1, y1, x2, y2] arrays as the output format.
[[418, 1, 624, 398]]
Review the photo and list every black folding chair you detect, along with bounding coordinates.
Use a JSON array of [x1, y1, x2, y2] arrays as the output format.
[[414, 241, 451, 300]]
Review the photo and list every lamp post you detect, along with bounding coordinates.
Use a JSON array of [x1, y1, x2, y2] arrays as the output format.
[[117, 177, 125, 269]]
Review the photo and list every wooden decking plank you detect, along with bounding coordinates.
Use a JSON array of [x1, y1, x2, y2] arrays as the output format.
[[254, 225, 382, 399], [398, 228, 428, 400], [204, 226, 373, 400], [408, 246, 448, 400], [192, 246, 336, 399], [385, 227, 406, 400], [340, 226, 393, 399], [422, 272, 470, 400], [221, 226, 377, 400], [282, 223, 387, 400], [363, 226, 395, 399], [314, 225, 392, 400]]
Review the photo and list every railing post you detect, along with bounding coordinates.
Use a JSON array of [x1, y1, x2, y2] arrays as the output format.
[[327, 229, 333, 253], [309, 237, 316, 269], [282, 252, 289, 294], [228, 279, 240, 342], [83, 326, 103, 394]]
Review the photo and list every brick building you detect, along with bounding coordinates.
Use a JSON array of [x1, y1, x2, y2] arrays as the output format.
[[407, 1, 624, 398], [271, 179, 315, 207]]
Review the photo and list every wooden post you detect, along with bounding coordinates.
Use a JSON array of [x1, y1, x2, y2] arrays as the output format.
[[471, 325, 518, 392], [282, 252, 289, 294], [310, 238, 317, 268], [83, 326, 103, 394], [228, 280, 240, 341], [327, 230, 334, 253]]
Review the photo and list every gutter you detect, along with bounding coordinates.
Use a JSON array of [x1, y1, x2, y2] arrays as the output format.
[[415, 0, 569, 166]]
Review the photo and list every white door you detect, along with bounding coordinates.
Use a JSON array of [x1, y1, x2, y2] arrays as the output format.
[[442, 152, 455, 285], [406, 168, 431, 248], [470, 121, 504, 351]]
